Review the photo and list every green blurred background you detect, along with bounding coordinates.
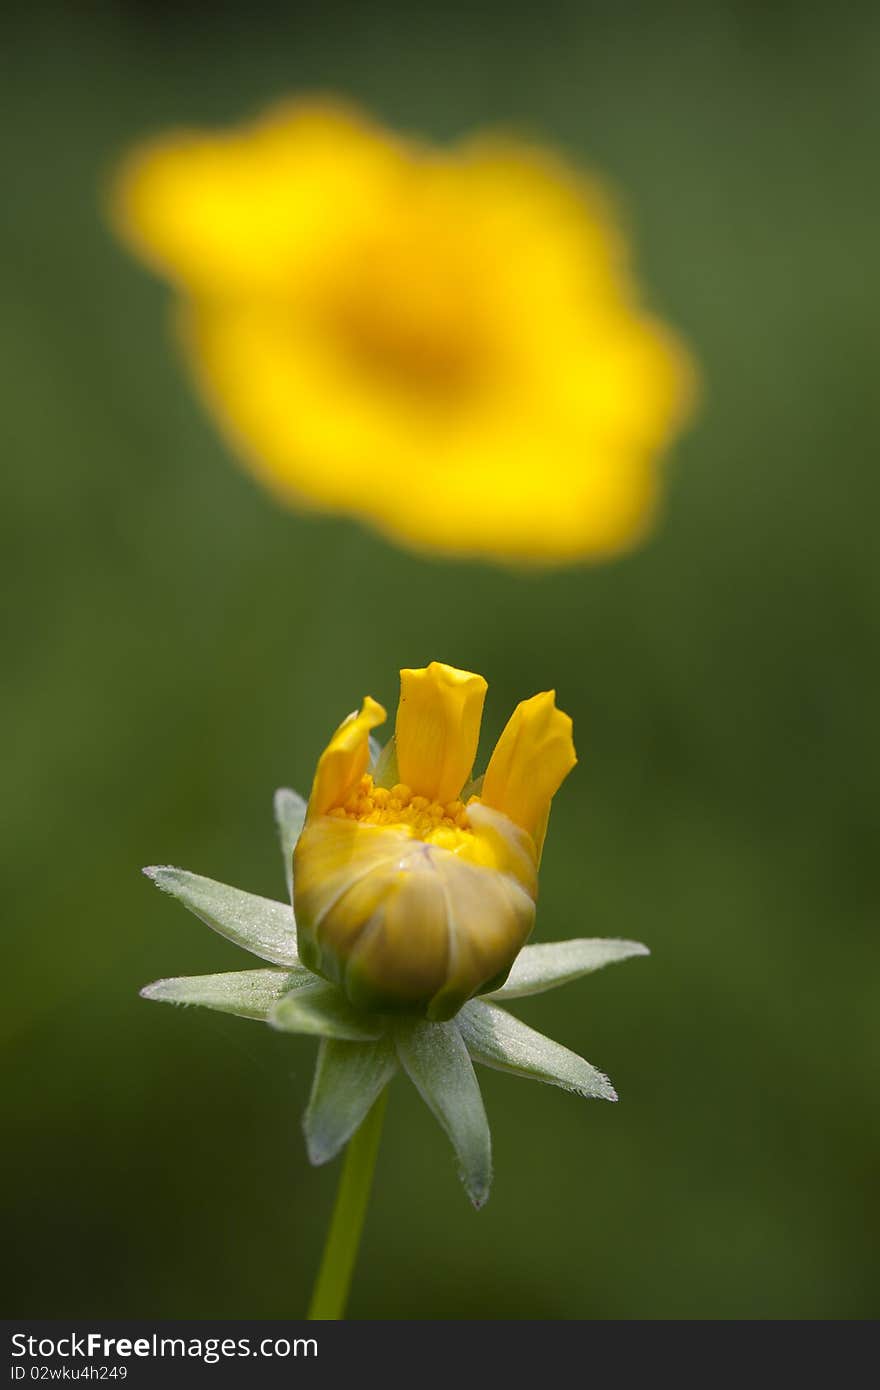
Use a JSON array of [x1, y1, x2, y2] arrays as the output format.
[[3, 0, 878, 1320]]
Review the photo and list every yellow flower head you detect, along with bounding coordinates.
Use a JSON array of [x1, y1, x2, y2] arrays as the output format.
[[293, 662, 576, 1020], [112, 98, 696, 565]]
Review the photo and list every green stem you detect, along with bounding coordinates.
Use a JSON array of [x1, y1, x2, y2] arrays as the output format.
[[307, 1089, 388, 1320]]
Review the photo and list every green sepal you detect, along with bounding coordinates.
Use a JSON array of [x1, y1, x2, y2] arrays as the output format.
[[274, 788, 307, 900], [144, 865, 299, 967], [371, 735, 399, 789], [269, 980, 386, 1041], [458, 999, 617, 1100], [304, 1037, 398, 1165], [487, 938, 649, 1000], [140, 968, 309, 1020], [394, 1018, 492, 1208], [459, 772, 484, 801]]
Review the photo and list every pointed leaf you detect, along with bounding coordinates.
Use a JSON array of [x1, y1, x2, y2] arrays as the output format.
[[144, 866, 299, 966], [487, 938, 649, 1000], [269, 980, 384, 1041], [459, 1000, 617, 1101], [274, 787, 307, 900], [304, 1037, 398, 1165], [140, 968, 310, 1020], [395, 1019, 492, 1208]]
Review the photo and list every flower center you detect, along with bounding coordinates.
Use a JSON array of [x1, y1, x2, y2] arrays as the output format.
[[321, 234, 494, 405], [326, 774, 475, 852]]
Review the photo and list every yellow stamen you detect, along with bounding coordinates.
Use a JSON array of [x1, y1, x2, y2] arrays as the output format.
[[326, 772, 476, 849]]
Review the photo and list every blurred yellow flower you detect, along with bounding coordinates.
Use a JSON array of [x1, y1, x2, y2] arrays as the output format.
[[112, 99, 695, 564], [293, 661, 576, 1019]]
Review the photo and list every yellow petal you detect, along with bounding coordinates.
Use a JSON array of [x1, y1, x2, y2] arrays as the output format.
[[395, 662, 487, 804], [460, 800, 538, 897], [308, 696, 386, 819], [481, 691, 576, 852], [110, 100, 405, 297]]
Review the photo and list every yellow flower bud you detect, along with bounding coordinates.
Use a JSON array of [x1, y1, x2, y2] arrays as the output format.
[[293, 663, 575, 1020]]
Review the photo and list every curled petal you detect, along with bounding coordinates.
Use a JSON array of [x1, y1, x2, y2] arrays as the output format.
[[395, 662, 487, 804], [308, 696, 386, 819], [481, 691, 576, 853]]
